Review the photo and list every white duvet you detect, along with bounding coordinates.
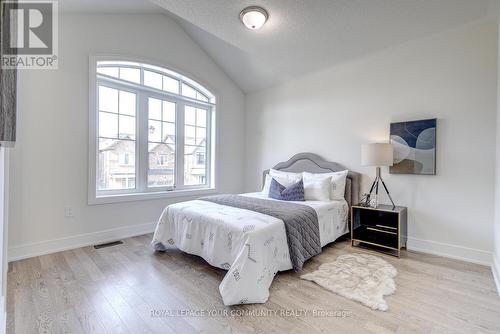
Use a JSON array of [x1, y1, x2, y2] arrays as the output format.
[[151, 192, 349, 305]]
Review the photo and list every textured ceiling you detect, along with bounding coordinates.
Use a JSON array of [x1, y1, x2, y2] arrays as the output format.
[[59, 0, 161, 13], [61, 0, 493, 92], [151, 0, 491, 92]]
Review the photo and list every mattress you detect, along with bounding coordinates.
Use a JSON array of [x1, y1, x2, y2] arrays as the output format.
[[152, 192, 349, 305]]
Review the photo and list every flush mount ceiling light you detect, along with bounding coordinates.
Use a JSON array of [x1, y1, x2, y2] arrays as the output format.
[[239, 6, 268, 30]]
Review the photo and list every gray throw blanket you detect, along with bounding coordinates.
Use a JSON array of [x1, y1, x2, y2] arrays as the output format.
[[199, 194, 321, 271]]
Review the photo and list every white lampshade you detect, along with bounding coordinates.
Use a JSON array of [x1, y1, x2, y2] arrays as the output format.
[[361, 143, 394, 167], [240, 6, 268, 30]]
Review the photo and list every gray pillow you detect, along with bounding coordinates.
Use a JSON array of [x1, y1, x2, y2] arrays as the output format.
[[269, 178, 305, 201]]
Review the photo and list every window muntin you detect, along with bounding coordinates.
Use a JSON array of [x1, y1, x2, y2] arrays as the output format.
[[144, 70, 163, 90], [148, 98, 176, 188], [97, 84, 137, 191], [184, 105, 208, 186], [93, 60, 215, 199], [163, 76, 179, 94], [97, 62, 212, 103], [96, 66, 118, 78], [97, 66, 141, 84], [119, 67, 140, 83]]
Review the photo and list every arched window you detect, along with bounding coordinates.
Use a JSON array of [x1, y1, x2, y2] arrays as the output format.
[[89, 59, 216, 203]]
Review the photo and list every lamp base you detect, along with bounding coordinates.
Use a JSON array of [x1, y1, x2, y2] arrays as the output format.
[[368, 167, 395, 210]]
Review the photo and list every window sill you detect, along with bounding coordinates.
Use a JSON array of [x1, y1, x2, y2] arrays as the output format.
[[88, 187, 217, 205]]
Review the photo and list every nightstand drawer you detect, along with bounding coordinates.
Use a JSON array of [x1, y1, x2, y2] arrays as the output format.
[[352, 225, 398, 249], [352, 206, 399, 229]]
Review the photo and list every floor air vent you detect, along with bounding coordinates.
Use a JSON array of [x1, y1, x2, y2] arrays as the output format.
[[94, 240, 123, 249]]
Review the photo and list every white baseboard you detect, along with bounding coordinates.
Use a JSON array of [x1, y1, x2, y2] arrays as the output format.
[[8, 222, 156, 262], [0, 295, 5, 334], [0, 312, 4, 334], [492, 253, 500, 297], [7, 223, 495, 270], [407, 237, 492, 266]]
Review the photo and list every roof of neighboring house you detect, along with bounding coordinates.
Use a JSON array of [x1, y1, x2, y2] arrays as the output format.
[[100, 135, 206, 154]]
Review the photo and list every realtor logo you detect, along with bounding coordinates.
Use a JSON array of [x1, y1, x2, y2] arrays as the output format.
[[1, 0, 58, 69]]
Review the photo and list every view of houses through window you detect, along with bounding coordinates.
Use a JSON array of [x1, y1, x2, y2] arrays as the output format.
[[97, 85, 137, 191], [94, 60, 215, 197], [147, 97, 176, 187], [184, 105, 208, 185]]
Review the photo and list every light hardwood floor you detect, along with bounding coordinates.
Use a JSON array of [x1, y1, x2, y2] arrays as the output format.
[[7, 234, 500, 334]]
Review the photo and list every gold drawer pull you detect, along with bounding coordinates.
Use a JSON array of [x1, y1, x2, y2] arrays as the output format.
[[367, 227, 397, 235], [375, 224, 397, 230]]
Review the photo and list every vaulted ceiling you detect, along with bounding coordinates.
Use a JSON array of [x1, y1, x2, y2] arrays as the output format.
[[62, 0, 495, 93]]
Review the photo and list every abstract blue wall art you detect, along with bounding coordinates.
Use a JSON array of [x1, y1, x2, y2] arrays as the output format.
[[390, 118, 436, 175]]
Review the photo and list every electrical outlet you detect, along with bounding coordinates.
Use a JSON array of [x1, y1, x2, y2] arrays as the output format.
[[64, 206, 74, 218]]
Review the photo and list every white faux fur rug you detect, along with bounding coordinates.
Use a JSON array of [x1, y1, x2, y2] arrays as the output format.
[[301, 253, 397, 311]]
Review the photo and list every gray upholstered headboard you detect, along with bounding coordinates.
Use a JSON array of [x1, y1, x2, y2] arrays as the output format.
[[263, 152, 360, 207]]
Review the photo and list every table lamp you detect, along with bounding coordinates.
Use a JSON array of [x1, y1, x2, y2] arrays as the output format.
[[361, 143, 395, 209]]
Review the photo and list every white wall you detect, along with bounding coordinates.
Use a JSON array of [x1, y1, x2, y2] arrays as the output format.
[[493, 17, 500, 294], [245, 19, 498, 265], [8, 14, 245, 260]]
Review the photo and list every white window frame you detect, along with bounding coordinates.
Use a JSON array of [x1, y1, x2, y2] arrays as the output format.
[[88, 56, 218, 204]]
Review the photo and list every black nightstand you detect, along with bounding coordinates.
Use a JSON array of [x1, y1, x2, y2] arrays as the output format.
[[351, 205, 407, 257]]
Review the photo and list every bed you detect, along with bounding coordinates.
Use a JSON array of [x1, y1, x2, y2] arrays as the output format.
[[152, 153, 360, 305]]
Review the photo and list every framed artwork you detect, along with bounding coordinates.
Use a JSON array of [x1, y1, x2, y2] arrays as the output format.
[[390, 118, 436, 175]]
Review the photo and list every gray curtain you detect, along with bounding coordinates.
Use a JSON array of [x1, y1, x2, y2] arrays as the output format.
[[0, 0, 17, 146]]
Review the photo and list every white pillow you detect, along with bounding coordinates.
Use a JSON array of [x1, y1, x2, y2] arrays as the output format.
[[303, 170, 348, 200], [328, 170, 349, 200], [269, 169, 302, 187], [261, 174, 272, 195], [302, 173, 332, 201]]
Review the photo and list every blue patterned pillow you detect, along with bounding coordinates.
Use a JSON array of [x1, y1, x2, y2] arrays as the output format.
[[268, 178, 305, 201]]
